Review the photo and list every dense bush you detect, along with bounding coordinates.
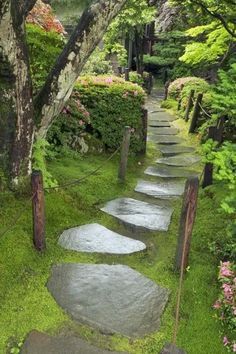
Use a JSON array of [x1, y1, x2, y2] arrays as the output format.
[[75, 75, 146, 152], [168, 76, 210, 100]]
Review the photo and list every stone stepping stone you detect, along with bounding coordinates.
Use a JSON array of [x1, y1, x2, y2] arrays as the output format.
[[160, 343, 186, 354], [145, 165, 198, 178], [101, 198, 173, 231], [149, 109, 165, 114], [148, 135, 184, 145], [157, 145, 195, 156], [22, 330, 127, 354], [149, 121, 171, 127], [149, 127, 179, 135], [149, 112, 176, 122], [135, 180, 185, 199], [156, 154, 201, 167], [47, 264, 169, 338], [58, 223, 146, 254]]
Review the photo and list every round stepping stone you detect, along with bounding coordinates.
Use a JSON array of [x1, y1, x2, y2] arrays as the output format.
[[58, 223, 146, 254], [101, 197, 173, 231], [156, 154, 201, 167], [135, 180, 185, 199], [47, 264, 169, 338], [149, 127, 179, 135], [149, 121, 171, 127], [160, 343, 186, 354], [145, 165, 198, 178], [149, 112, 176, 122], [157, 145, 195, 156], [148, 135, 184, 145], [22, 331, 127, 354]]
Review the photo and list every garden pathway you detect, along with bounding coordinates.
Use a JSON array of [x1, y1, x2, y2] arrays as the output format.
[[22, 89, 199, 353]]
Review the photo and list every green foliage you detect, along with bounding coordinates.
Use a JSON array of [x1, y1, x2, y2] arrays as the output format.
[[126, 71, 144, 86], [26, 24, 64, 91], [81, 48, 112, 75], [32, 139, 58, 189], [75, 75, 146, 152], [168, 76, 209, 100]]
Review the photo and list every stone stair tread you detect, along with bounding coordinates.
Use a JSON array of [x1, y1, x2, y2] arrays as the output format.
[[21, 331, 127, 354], [145, 165, 198, 178], [149, 121, 171, 127], [149, 112, 177, 122], [149, 127, 179, 135], [101, 197, 173, 231], [156, 154, 201, 167], [148, 135, 184, 144], [157, 145, 195, 156], [47, 264, 169, 338], [135, 180, 185, 199], [58, 223, 146, 255]]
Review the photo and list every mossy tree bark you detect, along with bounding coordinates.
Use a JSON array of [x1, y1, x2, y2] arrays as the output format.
[[0, 0, 127, 184]]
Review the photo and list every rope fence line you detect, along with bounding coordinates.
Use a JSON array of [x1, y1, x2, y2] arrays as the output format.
[[190, 96, 211, 118]]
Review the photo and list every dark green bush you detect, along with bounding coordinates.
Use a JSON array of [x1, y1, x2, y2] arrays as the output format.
[[74, 75, 146, 152]]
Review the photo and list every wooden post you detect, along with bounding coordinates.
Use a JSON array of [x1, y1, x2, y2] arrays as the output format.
[[175, 177, 199, 271], [124, 67, 129, 81], [141, 108, 148, 154], [117, 66, 122, 76], [215, 116, 225, 144], [185, 89, 195, 121], [31, 170, 46, 251], [177, 84, 184, 111], [118, 126, 131, 182], [189, 93, 203, 133], [202, 126, 217, 189]]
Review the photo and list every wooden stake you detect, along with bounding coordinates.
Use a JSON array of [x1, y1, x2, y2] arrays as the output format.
[[185, 89, 195, 121], [118, 126, 131, 182], [202, 126, 217, 189], [175, 177, 199, 271], [31, 170, 46, 251], [124, 67, 129, 81], [189, 93, 203, 133]]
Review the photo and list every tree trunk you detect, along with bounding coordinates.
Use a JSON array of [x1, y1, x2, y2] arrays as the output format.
[[35, 0, 127, 139], [0, 0, 35, 184]]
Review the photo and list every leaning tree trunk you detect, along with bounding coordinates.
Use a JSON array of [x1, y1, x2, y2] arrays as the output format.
[[0, 0, 36, 184], [35, 0, 127, 138]]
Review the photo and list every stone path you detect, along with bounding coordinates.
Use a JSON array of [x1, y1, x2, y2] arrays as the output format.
[[22, 89, 193, 353]]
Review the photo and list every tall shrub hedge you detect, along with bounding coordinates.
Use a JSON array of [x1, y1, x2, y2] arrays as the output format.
[[74, 75, 146, 152]]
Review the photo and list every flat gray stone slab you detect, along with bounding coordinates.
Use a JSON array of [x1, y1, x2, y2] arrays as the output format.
[[47, 264, 169, 337], [149, 112, 176, 122], [157, 145, 195, 156], [149, 109, 165, 113], [148, 135, 184, 145], [58, 223, 146, 254], [22, 331, 126, 354], [160, 343, 186, 354], [145, 165, 198, 178], [149, 121, 171, 127], [149, 127, 179, 135], [101, 198, 173, 231], [135, 180, 185, 199], [156, 154, 201, 167]]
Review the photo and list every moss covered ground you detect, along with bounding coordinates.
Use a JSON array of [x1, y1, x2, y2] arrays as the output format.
[[0, 118, 229, 353]]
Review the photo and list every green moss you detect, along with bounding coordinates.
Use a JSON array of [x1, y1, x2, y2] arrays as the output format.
[[0, 120, 230, 353]]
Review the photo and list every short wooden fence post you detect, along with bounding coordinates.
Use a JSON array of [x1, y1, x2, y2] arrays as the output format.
[[31, 170, 46, 251], [124, 67, 130, 81], [175, 177, 199, 271], [202, 126, 217, 189], [141, 108, 148, 154], [117, 66, 123, 76], [185, 89, 195, 121], [177, 84, 184, 111], [189, 93, 203, 133], [118, 126, 131, 182]]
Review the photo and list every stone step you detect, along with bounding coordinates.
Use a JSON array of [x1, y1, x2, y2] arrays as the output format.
[[22, 331, 127, 354], [145, 165, 198, 178], [58, 223, 146, 255], [47, 264, 169, 338], [101, 197, 173, 231], [156, 154, 201, 167], [149, 112, 177, 122], [149, 121, 171, 128], [157, 145, 195, 156], [148, 135, 185, 145], [148, 127, 179, 135], [135, 180, 185, 199]]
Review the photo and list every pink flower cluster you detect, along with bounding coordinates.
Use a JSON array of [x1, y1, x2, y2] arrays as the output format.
[[213, 261, 236, 353]]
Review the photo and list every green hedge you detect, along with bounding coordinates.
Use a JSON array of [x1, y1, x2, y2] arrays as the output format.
[[74, 75, 146, 152]]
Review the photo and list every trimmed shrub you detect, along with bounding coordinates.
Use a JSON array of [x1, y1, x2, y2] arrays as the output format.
[[168, 76, 209, 101], [74, 75, 146, 152]]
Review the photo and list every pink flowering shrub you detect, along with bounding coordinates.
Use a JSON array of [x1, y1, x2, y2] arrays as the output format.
[[213, 261, 236, 353]]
